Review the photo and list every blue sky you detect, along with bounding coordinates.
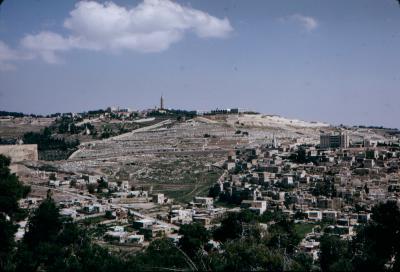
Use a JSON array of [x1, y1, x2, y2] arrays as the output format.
[[0, 0, 400, 128]]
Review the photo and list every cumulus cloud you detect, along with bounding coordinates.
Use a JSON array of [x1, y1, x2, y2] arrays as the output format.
[[0, 41, 19, 70], [17, 0, 233, 63], [20, 32, 78, 63], [0, 41, 32, 70], [280, 14, 318, 32]]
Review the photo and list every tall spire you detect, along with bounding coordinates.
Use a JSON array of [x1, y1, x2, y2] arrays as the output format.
[[160, 94, 164, 110]]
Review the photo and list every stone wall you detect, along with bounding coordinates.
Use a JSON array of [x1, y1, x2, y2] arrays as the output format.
[[0, 144, 38, 162]]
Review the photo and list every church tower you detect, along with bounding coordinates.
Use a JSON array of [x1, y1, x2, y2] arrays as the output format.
[[160, 95, 164, 110]]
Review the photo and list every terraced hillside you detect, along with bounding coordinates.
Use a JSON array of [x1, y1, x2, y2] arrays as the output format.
[[69, 118, 248, 161], [49, 114, 331, 202], [20, 113, 392, 203]]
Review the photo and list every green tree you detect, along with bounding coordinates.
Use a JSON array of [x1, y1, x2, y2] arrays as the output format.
[[179, 223, 211, 257], [23, 197, 61, 248], [290, 252, 314, 272], [133, 238, 192, 271], [0, 155, 29, 216], [266, 218, 301, 254], [0, 154, 32, 271], [213, 210, 258, 242], [87, 183, 97, 194], [212, 239, 284, 271], [353, 201, 400, 272], [49, 173, 57, 181], [319, 234, 352, 272], [0, 214, 18, 271]]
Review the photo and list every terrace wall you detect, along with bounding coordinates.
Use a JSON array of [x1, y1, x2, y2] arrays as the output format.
[[0, 144, 38, 162]]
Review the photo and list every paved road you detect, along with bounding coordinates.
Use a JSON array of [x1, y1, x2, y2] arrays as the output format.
[[31, 184, 93, 200]]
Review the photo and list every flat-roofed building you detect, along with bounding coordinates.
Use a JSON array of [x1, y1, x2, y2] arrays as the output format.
[[241, 200, 267, 214], [320, 132, 349, 149], [152, 193, 165, 204]]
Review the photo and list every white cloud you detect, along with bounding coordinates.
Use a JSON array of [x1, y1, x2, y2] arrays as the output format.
[[20, 32, 77, 63], [0, 41, 18, 70], [17, 0, 233, 63], [280, 14, 318, 32], [0, 41, 32, 71]]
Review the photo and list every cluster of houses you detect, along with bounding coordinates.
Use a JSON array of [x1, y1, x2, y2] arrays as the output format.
[[42, 173, 180, 246], [47, 177, 227, 245], [166, 196, 226, 227], [104, 225, 145, 245], [208, 132, 400, 259], [47, 173, 171, 203], [20, 128, 400, 256], [56, 194, 176, 246]]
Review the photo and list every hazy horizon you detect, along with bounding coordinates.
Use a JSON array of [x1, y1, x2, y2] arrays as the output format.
[[1, 0, 400, 128]]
